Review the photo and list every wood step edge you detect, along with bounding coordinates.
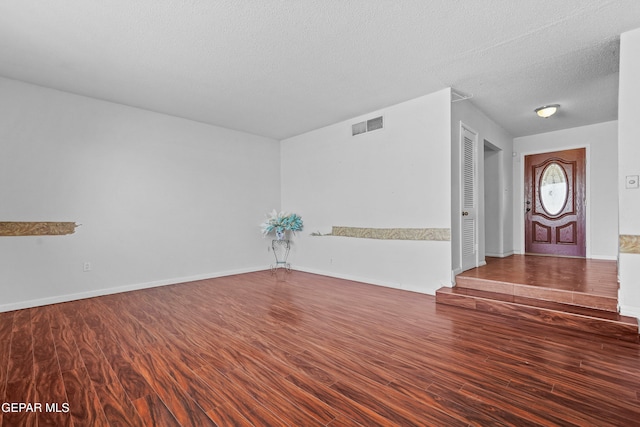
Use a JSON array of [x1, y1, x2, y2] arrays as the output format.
[[453, 276, 618, 311], [436, 288, 639, 342], [436, 287, 638, 326], [456, 276, 618, 299]]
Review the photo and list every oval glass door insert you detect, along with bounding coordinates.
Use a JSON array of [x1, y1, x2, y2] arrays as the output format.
[[540, 162, 568, 216]]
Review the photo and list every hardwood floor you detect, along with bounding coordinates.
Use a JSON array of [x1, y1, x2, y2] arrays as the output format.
[[437, 255, 638, 341], [2, 270, 640, 426], [457, 255, 619, 299], [437, 255, 639, 342]]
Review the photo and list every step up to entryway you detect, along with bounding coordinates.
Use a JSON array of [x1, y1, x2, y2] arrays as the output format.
[[455, 275, 618, 312], [436, 287, 639, 342]]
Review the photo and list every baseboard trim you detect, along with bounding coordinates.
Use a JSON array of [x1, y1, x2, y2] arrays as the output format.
[[590, 255, 618, 261], [0, 266, 266, 313], [292, 266, 441, 296], [451, 268, 463, 284], [620, 304, 640, 321], [494, 252, 617, 261], [485, 251, 515, 258]]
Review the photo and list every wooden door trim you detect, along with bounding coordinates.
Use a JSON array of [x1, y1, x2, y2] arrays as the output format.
[[517, 145, 590, 257]]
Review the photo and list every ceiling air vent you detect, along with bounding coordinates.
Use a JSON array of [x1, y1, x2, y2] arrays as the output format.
[[352, 116, 384, 136]]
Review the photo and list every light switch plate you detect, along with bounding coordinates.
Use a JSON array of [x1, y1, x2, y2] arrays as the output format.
[[626, 175, 639, 189]]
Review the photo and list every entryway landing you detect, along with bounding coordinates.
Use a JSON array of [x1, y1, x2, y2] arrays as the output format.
[[436, 255, 639, 342], [456, 255, 617, 310]]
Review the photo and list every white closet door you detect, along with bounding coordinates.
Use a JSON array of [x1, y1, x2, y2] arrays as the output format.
[[461, 125, 478, 271]]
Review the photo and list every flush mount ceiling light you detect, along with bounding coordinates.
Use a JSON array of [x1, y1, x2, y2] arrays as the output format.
[[535, 104, 560, 118]]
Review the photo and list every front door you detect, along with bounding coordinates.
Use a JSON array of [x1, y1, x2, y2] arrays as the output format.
[[524, 148, 586, 257]]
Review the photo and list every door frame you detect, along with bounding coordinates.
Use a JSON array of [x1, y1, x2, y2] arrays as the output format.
[[484, 140, 504, 258], [459, 122, 480, 271], [517, 144, 591, 257]]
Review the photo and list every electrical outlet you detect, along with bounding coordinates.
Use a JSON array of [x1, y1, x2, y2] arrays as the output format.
[[83, 262, 92, 272]]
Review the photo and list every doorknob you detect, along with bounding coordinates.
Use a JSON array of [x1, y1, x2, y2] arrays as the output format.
[[462, 211, 469, 216]]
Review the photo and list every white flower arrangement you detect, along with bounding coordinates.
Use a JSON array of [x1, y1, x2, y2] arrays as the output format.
[[260, 210, 304, 239]]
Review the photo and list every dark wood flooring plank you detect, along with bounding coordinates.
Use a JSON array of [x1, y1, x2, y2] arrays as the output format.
[[131, 351, 219, 427], [7, 309, 33, 384], [330, 376, 466, 427], [284, 370, 397, 426], [132, 393, 181, 427], [145, 342, 227, 413], [59, 304, 145, 427], [250, 337, 337, 385], [61, 367, 110, 427], [387, 377, 498, 427], [80, 299, 220, 426], [549, 382, 640, 426], [93, 383, 145, 427], [205, 403, 254, 427], [326, 415, 367, 426], [32, 307, 61, 383], [0, 311, 14, 426], [225, 367, 326, 426], [35, 372, 72, 427], [87, 298, 148, 362], [293, 347, 395, 388], [194, 363, 290, 427], [459, 381, 597, 427], [102, 344, 153, 402], [233, 354, 338, 424], [81, 302, 154, 401], [427, 381, 542, 427], [48, 305, 85, 373], [491, 352, 640, 413], [113, 297, 209, 372], [3, 379, 36, 427]]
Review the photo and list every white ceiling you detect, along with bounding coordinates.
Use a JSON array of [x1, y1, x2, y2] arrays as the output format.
[[1, 0, 639, 140]]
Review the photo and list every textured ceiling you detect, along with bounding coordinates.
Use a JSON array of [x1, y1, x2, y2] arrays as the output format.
[[1, 0, 639, 140]]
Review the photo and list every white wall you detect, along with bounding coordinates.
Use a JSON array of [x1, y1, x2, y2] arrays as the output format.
[[618, 28, 640, 318], [280, 89, 451, 294], [451, 100, 514, 275], [512, 121, 618, 259], [0, 77, 281, 312], [484, 145, 502, 256]]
